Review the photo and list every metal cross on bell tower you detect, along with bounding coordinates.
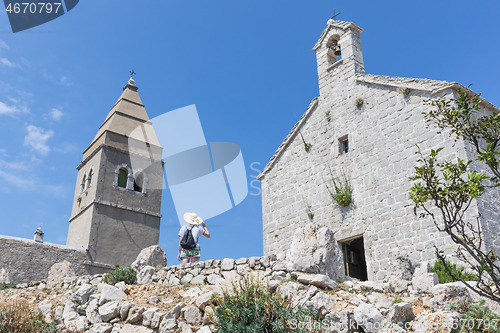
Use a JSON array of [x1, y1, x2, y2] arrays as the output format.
[[331, 9, 342, 21]]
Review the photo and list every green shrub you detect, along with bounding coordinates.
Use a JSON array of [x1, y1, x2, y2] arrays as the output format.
[[210, 276, 321, 332], [460, 300, 500, 333], [392, 296, 403, 304], [0, 303, 58, 333], [431, 259, 477, 284], [0, 282, 16, 290], [326, 171, 352, 207], [103, 266, 136, 285]]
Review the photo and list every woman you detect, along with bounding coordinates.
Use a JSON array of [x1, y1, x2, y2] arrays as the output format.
[[178, 212, 210, 263]]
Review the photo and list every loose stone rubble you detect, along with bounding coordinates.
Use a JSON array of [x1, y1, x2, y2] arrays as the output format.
[[1, 253, 499, 333]]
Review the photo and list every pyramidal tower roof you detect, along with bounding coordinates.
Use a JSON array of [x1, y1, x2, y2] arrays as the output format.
[[82, 77, 161, 160]]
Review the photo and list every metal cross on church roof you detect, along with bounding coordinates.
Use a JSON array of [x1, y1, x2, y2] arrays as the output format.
[[129, 69, 136, 78], [331, 9, 341, 21]]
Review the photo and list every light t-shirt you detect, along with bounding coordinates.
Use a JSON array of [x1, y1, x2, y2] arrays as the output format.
[[178, 224, 205, 250]]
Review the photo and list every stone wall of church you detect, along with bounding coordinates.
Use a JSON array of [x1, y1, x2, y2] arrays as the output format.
[[465, 102, 500, 254], [0, 235, 91, 284], [260, 77, 486, 280]]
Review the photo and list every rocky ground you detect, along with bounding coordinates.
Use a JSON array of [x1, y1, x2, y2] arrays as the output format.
[[1, 245, 499, 333], [1, 263, 498, 333]]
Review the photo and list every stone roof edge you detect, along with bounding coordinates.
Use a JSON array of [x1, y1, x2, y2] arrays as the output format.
[[432, 83, 500, 114], [257, 97, 319, 180], [312, 21, 363, 52], [356, 74, 499, 113], [355, 74, 449, 92], [0, 234, 85, 252]]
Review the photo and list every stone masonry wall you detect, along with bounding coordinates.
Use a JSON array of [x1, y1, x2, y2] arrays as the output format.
[[258, 21, 499, 281], [0, 235, 91, 284], [261, 83, 469, 281]]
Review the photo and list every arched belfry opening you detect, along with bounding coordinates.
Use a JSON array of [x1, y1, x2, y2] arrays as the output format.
[[326, 34, 341, 63], [134, 172, 144, 192]]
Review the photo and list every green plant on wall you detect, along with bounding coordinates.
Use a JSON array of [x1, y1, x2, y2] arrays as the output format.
[[326, 170, 352, 207], [299, 131, 312, 152], [325, 110, 331, 122], [302, 196, 314, 220]]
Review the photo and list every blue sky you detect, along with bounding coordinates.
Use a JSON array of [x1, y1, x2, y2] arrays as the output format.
[[0, 1, 498, 265]]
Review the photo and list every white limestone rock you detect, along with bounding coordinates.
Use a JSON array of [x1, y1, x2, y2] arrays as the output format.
[[63, 300, 79, 324], [309, 291, 336, 316], [196, 326, 212, 333], [54, 305, 64, 323], [120, 301, 133, 321], [47, 261, 76, 288], [183, 305, 202, 325], [412, 311, 460, 333], [127, 306, 145, 324], [159, 317, 177, 332], [86, 298, 102, 324], [180, 273, 194, 284], [431, 282, 472, 310], [131, 245, 167, 271], [151, 311, 165, 329], [386, 302, 415, 325], [137, 266, 156, 285], [367, 293, 392, 310], [389, 277, 409, 293], [285, 223, 344, 281], [323, 310, 356, 333], [88, 323, 113, 333], [179, 321, 193, 333], [294, 272, 338, 289], [182, 287, 202, 298], [99, 284, 125, 305], [120, 324, 154, 333], [165, 302, 185, 320], [115, 281, 126, 290], [191, 274, 207, 285], [72, 283, 96, 304], [66, 316, 89, 332], [353, 303, 383, 333], [98, 301, 120, 322], [142, 307, 159, 327], [236, 264, 251, 275], [202, 306, 215, 325], [277, 281, 301, 300], [148, 296, 160, 305], [38, 303, 52, 316], [195, 292, 213, 309], [221, 258, 235, 271]]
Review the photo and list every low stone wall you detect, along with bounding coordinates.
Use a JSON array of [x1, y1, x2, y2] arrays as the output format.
[[139, 255, 293, 287], [0, 235, 91, 284]]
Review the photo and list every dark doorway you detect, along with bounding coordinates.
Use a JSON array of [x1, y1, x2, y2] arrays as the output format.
[[340, 236, 368, 281]]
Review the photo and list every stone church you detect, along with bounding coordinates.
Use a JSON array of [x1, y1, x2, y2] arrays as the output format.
[[258, 20, 500, 281], [66, 77, 164, 269]]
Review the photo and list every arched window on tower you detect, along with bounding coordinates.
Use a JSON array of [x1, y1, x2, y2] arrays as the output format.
[[326, 35, 341, 64], [118, 168, 128, 188], [86, 169, 93, 190], [134, 172, 144, 192], [80, 174, 87, 194]]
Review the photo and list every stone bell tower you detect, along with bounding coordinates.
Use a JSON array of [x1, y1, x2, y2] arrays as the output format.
[[67, 77, 164, 269], [312, 19, 364, 97]]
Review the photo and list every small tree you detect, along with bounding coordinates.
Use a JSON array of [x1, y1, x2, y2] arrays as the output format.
[[410, 90, 500, 303]]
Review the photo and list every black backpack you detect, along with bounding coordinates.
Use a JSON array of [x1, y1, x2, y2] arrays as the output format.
[[180, 226, 196, 250]]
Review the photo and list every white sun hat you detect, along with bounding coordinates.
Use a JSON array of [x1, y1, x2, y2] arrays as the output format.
[[183, 212, 203, 225]]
